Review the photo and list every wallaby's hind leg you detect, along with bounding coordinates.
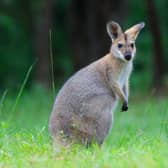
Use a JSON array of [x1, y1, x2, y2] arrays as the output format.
[[94, 106, 114, 145], [49, 113, 92, 147], [49, 95, 117, 147], [51, 135, 76, 153], [50, 113, 101, 147], [85, 95, 117, 145], [70, 95, 117, 146]]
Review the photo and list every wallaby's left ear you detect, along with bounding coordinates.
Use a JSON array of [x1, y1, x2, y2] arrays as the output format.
[[125, 22, 145, 40], [106, 21, 123, 41]]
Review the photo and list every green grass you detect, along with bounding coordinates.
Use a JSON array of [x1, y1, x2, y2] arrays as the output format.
[[0, 87, 168, 168]]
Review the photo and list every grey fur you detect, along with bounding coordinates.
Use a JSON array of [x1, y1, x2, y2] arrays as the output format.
[[48, 62, 118, 146]]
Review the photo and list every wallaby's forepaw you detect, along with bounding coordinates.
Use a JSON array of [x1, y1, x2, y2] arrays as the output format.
[[121, 102, 128, 112]]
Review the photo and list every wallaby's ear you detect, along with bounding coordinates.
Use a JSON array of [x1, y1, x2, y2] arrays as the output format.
[[106, 21, 123, 41], [125, 22, 145, 40]]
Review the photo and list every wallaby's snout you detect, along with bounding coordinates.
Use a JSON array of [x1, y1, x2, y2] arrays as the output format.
[[124, 51, 132, 61]]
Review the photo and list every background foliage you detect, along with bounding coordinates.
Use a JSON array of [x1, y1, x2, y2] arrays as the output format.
[[0, 0, 167, 93]]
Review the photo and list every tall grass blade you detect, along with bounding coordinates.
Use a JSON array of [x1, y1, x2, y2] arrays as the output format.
[[0, 89, 8, 114], [49, 29, 56, 99], [12, 61, 36, 113]]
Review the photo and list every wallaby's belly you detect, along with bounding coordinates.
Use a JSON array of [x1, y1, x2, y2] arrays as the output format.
[[49, 68, 118, 146]]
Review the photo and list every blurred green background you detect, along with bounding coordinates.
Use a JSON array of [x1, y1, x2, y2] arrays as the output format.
[[0, 0, 167, 94], [0, 1, 168, 166]]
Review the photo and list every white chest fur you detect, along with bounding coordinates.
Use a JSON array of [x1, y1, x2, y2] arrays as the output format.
[[117, 62, 132, 88]]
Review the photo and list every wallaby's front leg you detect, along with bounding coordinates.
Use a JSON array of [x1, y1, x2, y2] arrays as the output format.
[[122, 80, 129, 112], [111, 81, 128, 112]]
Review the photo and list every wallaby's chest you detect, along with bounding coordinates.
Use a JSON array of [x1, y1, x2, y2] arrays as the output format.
[[116, 63, 132, 87]]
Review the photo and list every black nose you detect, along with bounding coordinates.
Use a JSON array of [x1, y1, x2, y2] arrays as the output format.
[[124, 54, 132, 61]]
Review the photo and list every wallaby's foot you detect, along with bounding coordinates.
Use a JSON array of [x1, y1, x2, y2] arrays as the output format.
[[121, 101, 128, 112], [52, 136, 74, 153]]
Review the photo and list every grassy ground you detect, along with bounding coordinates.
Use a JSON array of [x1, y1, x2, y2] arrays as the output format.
[[0, 87, 168, 168]]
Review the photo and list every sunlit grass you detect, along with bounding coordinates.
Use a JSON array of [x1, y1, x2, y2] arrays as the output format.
[[0, 88, 168, 168]]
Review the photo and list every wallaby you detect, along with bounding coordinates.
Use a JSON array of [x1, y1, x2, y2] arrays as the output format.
[[49, 21, 145, 147]]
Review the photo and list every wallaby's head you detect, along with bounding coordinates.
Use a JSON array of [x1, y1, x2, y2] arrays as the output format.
[[107, 21, 145, 62]]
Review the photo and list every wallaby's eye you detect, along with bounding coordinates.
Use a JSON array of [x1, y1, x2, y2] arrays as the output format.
[[130, 43, 134, 48], [118, 43, 123, 49]]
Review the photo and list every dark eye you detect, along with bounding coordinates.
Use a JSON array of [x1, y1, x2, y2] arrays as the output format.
[[130, 43, 134, 48], [118, 43, 123, 49]]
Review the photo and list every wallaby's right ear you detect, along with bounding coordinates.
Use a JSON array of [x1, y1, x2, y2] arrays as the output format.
[[106, 21, 122, 41]]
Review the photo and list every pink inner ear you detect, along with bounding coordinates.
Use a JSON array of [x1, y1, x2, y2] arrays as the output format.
[[111, 25, 118, 38], [113, 32, 118, 38], [111, 24, 118, 32]]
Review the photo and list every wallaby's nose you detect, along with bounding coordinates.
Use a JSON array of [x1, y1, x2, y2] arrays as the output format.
[[124, 52, 132, 61]]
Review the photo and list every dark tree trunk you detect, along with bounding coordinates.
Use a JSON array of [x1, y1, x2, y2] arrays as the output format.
[[17, 0, 34, 37], [145, 0, 164, 89], [34, 0, 53, 87], [69, 0, 127, 71]]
